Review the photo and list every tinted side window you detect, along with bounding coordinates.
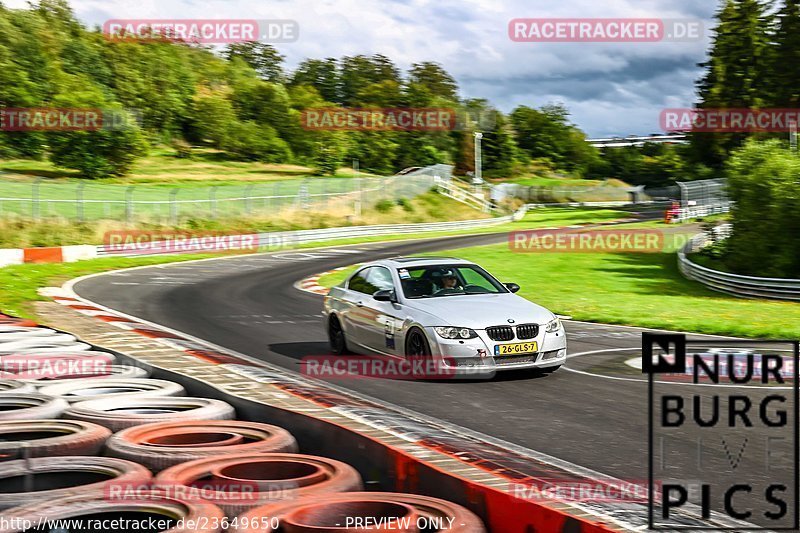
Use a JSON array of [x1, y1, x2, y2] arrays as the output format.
[[348, 268, 379, 295]]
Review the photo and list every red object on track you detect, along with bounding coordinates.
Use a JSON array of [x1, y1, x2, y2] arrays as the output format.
[[107, 420, 298, 471], [156, 452, 363, 517], [230, 492, 486, 532]]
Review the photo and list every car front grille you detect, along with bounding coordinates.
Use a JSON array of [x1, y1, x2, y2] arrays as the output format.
[[486, 326, 514, 341], [516, 323, 539, 339]]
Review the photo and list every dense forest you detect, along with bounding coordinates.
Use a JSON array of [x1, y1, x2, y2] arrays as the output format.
[[2, 0, 800, 190], [0, 0, 692, 184]]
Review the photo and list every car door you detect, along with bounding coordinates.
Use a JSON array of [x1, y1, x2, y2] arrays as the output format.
[[359, 266, 404, 355], [340, 267, 377, 348]]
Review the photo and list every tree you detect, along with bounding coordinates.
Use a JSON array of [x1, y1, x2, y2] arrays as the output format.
[[510, 103, 598, 174], [290, 58, 339, 103], [339, 54, 401, 106], [48, 108, 147, 178], [769, 0, 800, 107], [224, 42, 285, 83], [691, 0, 772, 169], [407, 62, 458, 100], [722, 139, 800, 277], [189, 90, 237, 147]]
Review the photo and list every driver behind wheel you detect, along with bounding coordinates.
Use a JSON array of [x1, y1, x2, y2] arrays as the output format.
[[439, 269, 461, 290]]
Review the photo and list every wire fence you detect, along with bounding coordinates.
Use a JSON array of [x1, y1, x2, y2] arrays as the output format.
[[490, 182, 635, 204], [0, 170, 445, 223]]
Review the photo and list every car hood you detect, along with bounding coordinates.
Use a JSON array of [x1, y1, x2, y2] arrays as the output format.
[[403, 293, 555, 329]]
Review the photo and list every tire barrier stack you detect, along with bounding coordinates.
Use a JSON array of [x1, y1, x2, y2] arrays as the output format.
[[0, 456, 151, 510], [0, 313, 488, 532], [62, 396, 237, 431], [0, 420, 110, 458], [0, 491, 226, 533], [0, 393, 68, 420], [155, 453, 363, 516], [39, 378, 185, 403], [106, 420, 299, 471]]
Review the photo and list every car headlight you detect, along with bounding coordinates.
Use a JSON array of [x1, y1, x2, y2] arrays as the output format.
[[434, 327, 477, 339], [545, 318, 561, 333]]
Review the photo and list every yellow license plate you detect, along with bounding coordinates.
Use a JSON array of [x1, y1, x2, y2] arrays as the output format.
[[495, 341, 538, 356]]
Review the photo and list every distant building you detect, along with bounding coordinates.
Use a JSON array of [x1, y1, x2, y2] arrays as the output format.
[[586, 133, 688, 148]]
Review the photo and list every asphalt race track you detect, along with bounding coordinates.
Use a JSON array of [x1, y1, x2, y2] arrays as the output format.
[[72, 226, 796, 525]]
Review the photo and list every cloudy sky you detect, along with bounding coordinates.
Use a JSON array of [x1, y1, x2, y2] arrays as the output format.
[[6, 0, 718, 137]]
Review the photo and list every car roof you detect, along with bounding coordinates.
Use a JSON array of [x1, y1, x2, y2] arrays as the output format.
[[374, 256, 474, 268]]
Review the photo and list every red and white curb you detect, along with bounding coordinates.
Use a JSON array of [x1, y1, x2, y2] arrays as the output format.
[[294, 266, 354, 296]]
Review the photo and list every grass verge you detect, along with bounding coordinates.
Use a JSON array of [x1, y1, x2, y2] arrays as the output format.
[[0, 191, 491, 248], [0, 254, 219, 319], [0, 207, 631, 320]]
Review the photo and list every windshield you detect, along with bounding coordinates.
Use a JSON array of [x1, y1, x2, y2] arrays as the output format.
[[398, 265, 508, 298]]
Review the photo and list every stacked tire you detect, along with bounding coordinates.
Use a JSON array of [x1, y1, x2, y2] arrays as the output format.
[[0, 314, 487, 533]]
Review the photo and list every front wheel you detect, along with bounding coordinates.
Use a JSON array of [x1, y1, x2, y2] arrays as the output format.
[[328, 316, 351, 355], [405, 328, 431, 357]]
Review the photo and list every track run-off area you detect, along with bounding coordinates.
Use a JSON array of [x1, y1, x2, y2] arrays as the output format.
[[65, 223, 789, 529]]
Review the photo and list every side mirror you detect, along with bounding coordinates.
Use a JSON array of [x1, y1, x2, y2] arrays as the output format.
[[374, 289, 397, 302], [504, 283, 520, 293]]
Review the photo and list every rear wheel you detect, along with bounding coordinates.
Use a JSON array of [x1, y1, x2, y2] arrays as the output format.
[[328, 316, 350, 355]]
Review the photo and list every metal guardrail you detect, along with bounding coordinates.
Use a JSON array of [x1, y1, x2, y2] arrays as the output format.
[[678, 225, 800, 301], [672, 202, 731, 223], [97, 210, 517, 256]]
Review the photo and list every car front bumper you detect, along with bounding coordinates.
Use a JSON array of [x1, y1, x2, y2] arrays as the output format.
[[423, 326, 567, 376]]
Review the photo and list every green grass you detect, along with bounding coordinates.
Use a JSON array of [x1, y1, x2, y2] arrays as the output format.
[[493, 175, 629, 188], [0, 147, 375, 184], [318, 222, 799, 339], [0, 253, 221, 319], [316, 207, 636, 288]]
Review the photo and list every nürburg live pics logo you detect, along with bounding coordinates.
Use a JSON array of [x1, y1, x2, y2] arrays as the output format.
[[644, 333, 799, 530]]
